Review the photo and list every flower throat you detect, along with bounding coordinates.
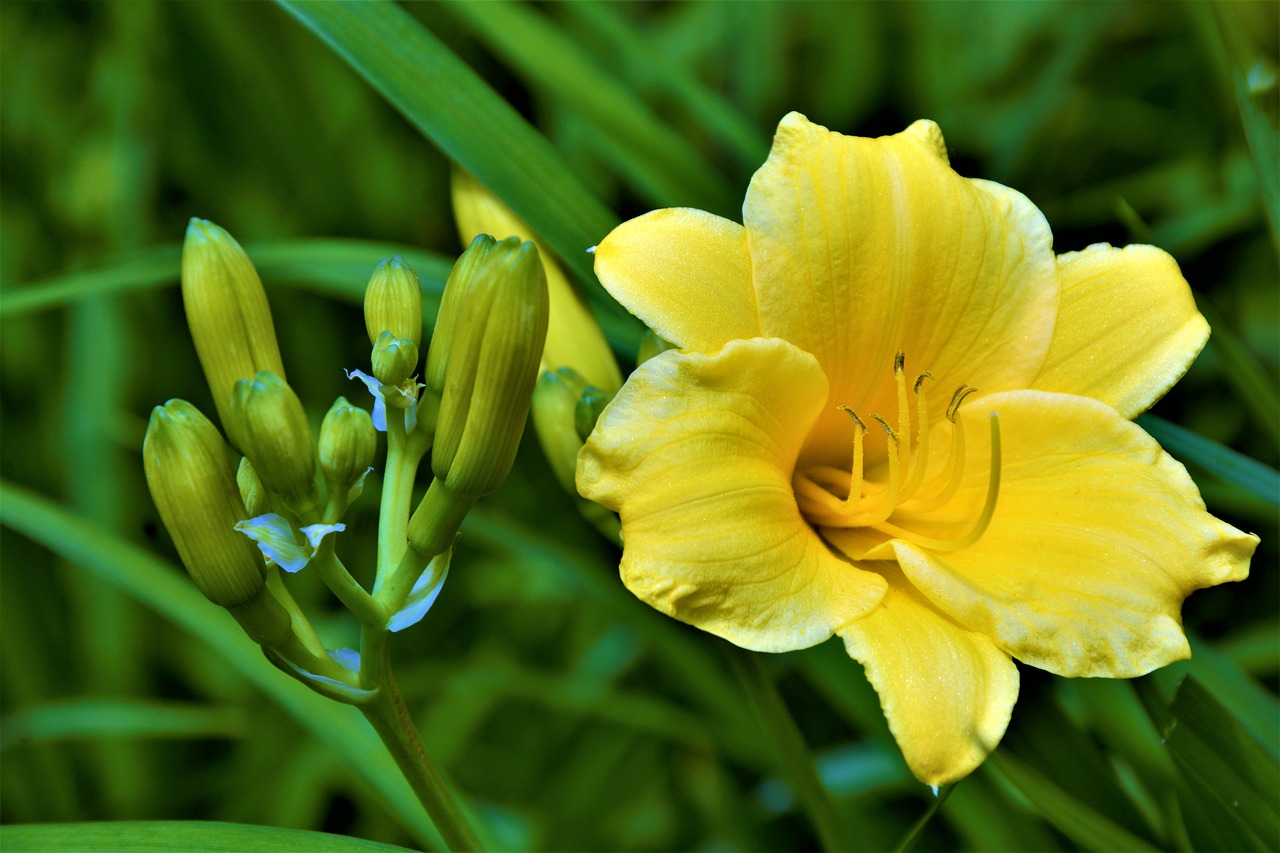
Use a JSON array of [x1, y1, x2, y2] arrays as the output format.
[[793, 352, 1002, 552]]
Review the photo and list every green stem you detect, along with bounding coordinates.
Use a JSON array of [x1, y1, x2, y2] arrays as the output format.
[[727, 646, 849, 852], [374, 412, 425, 595], [892, 783, 955, 853], [359, 631, 483, 852], [311, 538, 385, 628]]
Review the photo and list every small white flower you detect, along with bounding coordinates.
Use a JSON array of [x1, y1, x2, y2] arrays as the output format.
[[345, 368, 421, 432]]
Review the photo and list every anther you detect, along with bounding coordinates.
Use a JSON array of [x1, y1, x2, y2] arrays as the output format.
[[946, 385, 977, 423], [869, 414, 898, 446], [913, 372, 933, 394], [837, 405, 865, 430]]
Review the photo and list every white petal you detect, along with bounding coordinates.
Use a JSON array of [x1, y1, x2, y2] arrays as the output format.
[[330, 647, 360, 673], [235, 513, 311, 573], [387, 549, 452, 632]]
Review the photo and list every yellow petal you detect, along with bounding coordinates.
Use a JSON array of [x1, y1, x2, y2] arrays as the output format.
[[592, 208, 760, 354], [892, 390, 1257, 678], [839, 564, 1019, 786], [577, 338, 886, 651], [453, 168, 622, 393], [1031, 244, 1209, 419], [744, 113, 1059, 466]]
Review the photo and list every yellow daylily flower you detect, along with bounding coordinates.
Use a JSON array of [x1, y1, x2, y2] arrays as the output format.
[[577, 113, 1258, 786]]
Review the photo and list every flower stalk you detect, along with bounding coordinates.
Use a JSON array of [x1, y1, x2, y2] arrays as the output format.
[[147, 219, 549, 851]]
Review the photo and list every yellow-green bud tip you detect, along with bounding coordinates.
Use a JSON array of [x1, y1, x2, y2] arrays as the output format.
[[228, 371, 317, 507], [319, 396, 377, 494], [181, 218, 285, 441], [429, 236, 550, 498], [143, 399, 266, 608], [364, 255, 423, 349], [371, 331, 420, 387]]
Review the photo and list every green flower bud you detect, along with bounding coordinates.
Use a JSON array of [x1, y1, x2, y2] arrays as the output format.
[[452, 167, 622, 393], [525, 368, 623, 546], [530, 367, 591, 495], [405, 237, 549, 560], [318, 396, 377, 496], [364, 255, 423, 349], [370, 331, 420, 387], [429, 236, 549, 498], [229, 371, 317, 508], [143, 399, 267, 608], [574, 386, 611, 442], [636, 329, 678, 366], [237, 457, 269, 517], [181, 219, 286, 438]]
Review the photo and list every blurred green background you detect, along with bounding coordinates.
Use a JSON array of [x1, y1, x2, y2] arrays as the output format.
[[1, 2, 1276, 851]]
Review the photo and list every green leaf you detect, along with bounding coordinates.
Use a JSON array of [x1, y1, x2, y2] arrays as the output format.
[[1148, 636, 1280, 754], [1164, 677, 1280, 849], [1198, 297, 1280, 450], [0, 483, 445, 850], [1136, 413, 1280, 506], [273, 0, 638, 338], [1, 699, 246, 749], [986, 751, 1163, 853], [443, 0, 738, 216], [557, 3, 767, 172], [0, 241, 452, 318], [0, 821, 414, 852]]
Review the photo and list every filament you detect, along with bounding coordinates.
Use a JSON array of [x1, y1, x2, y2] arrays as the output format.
[[868, 413, 1002, 551]]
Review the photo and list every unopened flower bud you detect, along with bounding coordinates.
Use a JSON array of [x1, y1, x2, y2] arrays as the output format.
[[364, 255, 423, 349], [370, 331, 420, 387], [452, 168, 621, 394], [318, 397, 377, 496], [529, 368, 621, 544], [405, 237, 549, 560], [144, 400, 268, 608], [530, 367, 591, 495], [237, 458, 269, 517], [181, 219, 286, 437], [575, 387, 611, 442], [229, 371, 317, 508], [636, 329, 678, 366], [429, 236, 549, 498]]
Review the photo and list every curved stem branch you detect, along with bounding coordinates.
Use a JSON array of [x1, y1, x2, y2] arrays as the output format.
[[359, 633, 483, 852]]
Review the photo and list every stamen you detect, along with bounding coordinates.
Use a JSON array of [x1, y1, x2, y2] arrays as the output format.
[[946, 385, 977, 423], [858, 414, 900, 524], [899, 372, 934, 500], [906, 385, 975, 512], [870, 413, 1002, 551], [893, 352, 911, 488], [838, 406, 866, 504]]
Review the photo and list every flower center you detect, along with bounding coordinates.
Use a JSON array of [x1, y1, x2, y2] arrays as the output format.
[[793, 352, 1002, 553]]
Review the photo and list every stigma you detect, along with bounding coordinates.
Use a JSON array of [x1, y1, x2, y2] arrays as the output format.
[[793, 352, 1002, 553]]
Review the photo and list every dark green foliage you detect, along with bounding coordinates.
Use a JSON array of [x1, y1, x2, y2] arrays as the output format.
[[1, 1, 1276, 850]]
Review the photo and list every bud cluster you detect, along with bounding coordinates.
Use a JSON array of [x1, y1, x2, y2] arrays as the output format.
[[148, 216, 553, 690]]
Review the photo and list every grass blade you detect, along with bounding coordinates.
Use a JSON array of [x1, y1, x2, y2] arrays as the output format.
[[987, 751, 1162, 853], [273, 0, 636, 336], [0, 483, 445, 849], [443, 0, 738, 216], [1165, 677, 1280, 849], [1, 699, 246, 749], [1137, 413, 1280, 506], [0, 821, 415, 852]]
